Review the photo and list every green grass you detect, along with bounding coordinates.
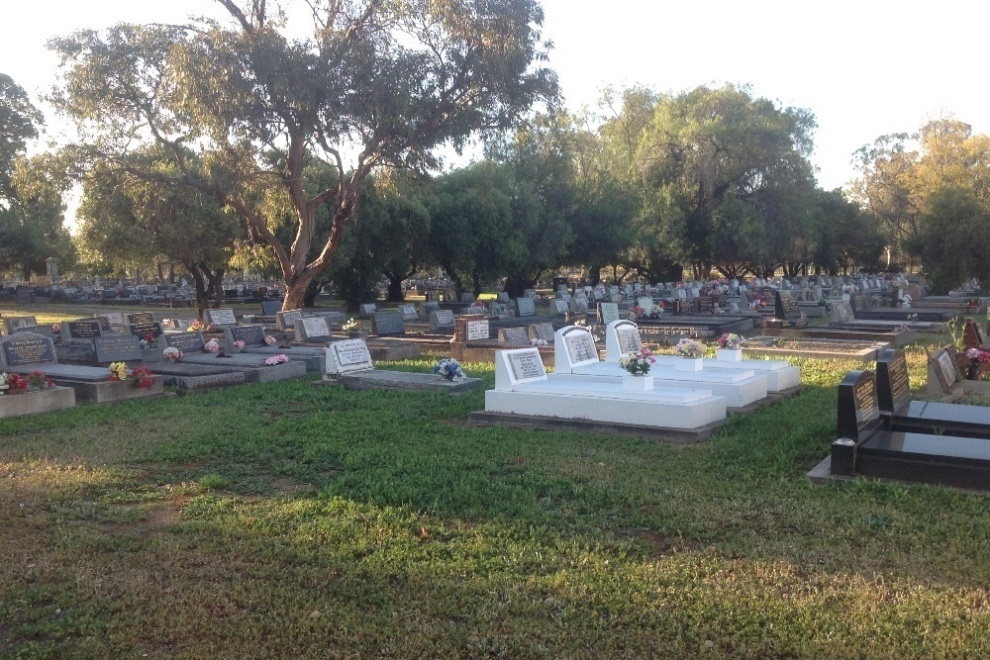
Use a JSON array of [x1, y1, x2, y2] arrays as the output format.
[[1, 333, 989, 657]]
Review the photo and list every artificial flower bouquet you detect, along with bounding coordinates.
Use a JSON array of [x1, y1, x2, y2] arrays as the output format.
[[674, 338, 705, 359], [204, 338, 221, 353], [162, 347, 183, 362], [433, 357, 466, 382], [265, 354, 289, 366], [618, 347, 656, 375], [716, 333, 744, 350]]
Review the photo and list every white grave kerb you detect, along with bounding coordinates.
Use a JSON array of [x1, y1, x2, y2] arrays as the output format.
[[605, 320, 643, 362], [324, 339, 374, 378], [494, 348, 548, 390], [553, 325, 600, 374]]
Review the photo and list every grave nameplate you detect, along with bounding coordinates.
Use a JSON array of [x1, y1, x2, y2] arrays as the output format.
[[371, 311, 405, 336], [129, 321, 163, 339], [429, 309, 456, 331], [1, 333, 56, 367], [616, 326, 642, 354], [507, 349, 547, 382], [163, 332, 206, 353], [597, 303, 620, 326], [530, 322, 555, 343], [399, 304, 419, 321], [516, 297, 537, 317], [499, 327, 530, 345], [295, 317, 331, 342], [774, 292, 800, 320], [326, 339, 373, 375], [94, 334, 144, 364], [569, 298, 589, 314], [489, 302, 509, 319], [564, 330, 598, 364], [552, 300, 569, 314], [935, 351, 959, 393], [276, 309, 304, 331], [205, 308, 238, 326], [466, 319, 490, 341], [359, 303, 377, 316], [230, 324, 267, 346], [66, 320, 103, 340], [126, 312, 155, 325], [93, 317, 113, 332], [836, 370, 879, 440], [877, 349, 911, 415], [260, 300, 282, 316]]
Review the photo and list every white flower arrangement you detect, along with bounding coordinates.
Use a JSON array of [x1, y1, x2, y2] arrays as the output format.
[[433, 357, 467, 382], [530, 338, 548, 346], [264, 335, 278, 346], [264, 354, 290, 366], [618, 348, 656, 375], [162, 346, 183, 362], [342, 318, 358, 332], [675, 338, 705, 359], [204, 338, 221, 353]]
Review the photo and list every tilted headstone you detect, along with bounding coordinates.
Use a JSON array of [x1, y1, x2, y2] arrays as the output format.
[[3, 316, 37, 335], [498, 327, 530, 345], [568, 298, 589, 314], [931, 348, 960, 395], [276, 309, 304, 331], [876, 349, 912, 416], [128, 321, 163, 339], [496, 347, 548, 388], [830, 300, 854, 324], [529, 322, 555, 343], [359, 303, 377, 316], [260, 300, 282, 316], [163, 332, 207, 353], [93, 334, 144, 364], [597, 302, 620, 326], [552, 299, 569, 314], [399, 304, 419, 321], [774, 292, 801, 321], [126, 312, 155, 325], [516, 297, 537, 317], [489, 302, 510, 319], [371, 311, 405, 336], [423, 301, 441, 317], [325, 338, 374, 377], [836, 369, 881, 442], [294, 316, 332, 342], [428, 309, 456, 332], [229, 324, 267, 346], [0, 332, 56, 368]]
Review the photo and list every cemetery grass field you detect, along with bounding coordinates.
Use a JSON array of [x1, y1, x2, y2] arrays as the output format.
[[1, 310, 989, 657]]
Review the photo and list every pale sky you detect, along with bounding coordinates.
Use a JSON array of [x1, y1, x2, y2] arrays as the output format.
[[3, 0, 988, 205]]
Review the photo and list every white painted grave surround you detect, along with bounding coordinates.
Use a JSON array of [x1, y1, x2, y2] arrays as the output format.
[[485, 348, 727, 430], [551, 325, 768, 409], [602, 320, 799, 393], [324, 339, 374, 377]]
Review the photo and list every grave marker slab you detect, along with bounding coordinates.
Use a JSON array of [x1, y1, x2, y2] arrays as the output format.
[[597, 302, 620, 326], [3, 316, 37, 335], [498, 327, 530, 345], [371, 311, 405, 336], [65, 320, 104, 341], [489, 302, 510, 319], [126, 312, 155, 325], [229, 324, 267, 346], [128, 321, 163, 339], [295, 317, 332, 342], [260, 300, 282, 316], [325, 338, 374, 377], [428, 309, 455, 331], [506, 348, 548, 383], [399, 304, 419, 321], [276, 309, 304, 331], [552, 299, 569, 314], [516, 297, 537, 317], [530, 322, 555, 343], [204, 308, 237, 326], [94, 334, 144, 364], [359, 303, 377, 316], [163, 332, 206, 353], [466, 319, 490, 341], [0, 332, 56, 367]]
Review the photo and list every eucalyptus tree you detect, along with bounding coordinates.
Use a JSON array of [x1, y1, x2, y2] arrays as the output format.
[[50, 0, 557, 310]]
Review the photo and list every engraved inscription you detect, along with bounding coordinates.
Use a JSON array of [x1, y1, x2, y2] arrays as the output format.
[[333, 340, 372, 367], [853, 375, 878, 427], [2, 335, 56, 365], [508, 349, 546, 381], [564, 331, 597, 364], [617, 327, 642, 354], [466, 320, 489, 341]]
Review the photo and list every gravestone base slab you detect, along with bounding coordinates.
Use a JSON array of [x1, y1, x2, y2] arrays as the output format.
[[0, 387, 75, 418], [148, 363, 246, 390], [336, 370, 483, 395], [469, 410, 725, 443], [366, 339, 421, 362], [53, 375, 166, 403]]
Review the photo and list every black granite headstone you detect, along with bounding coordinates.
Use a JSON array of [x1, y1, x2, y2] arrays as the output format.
[[129, 321, 163, 339], [66, 319, 104, 340], [774, 292, 801, 320], [1, 332, 56, 366], [836, 369, 880, 442], [94, 334, 144, 364], [371, 311, 405, 336], [876, 349, 912, 415], [260, 300, 281, 316], [127, 312, 155, 325], [230, 324, 267, 346], [163, 332, 206, 352]]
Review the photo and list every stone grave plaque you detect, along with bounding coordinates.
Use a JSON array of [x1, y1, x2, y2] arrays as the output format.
[[569, 298, 589, 314], [163, 332, 206, 353], [93, 317, 113, 332], [429, 309, 455, 331], [516, 297, 536, 317], [1, 332, 56, 367], [326, 339, 373, 376], [507, 349, 546, 382], [205, 308, 237, 326], [489, 302, 509, 319], [936, 351, 959, 392], [276, 309, 304, 331], [552, 300, 569, 314], [775, 292, 800, 320], [371, 311, 405, 336], [94, 334, 144, 364], [423, 301, 440, 317], [466, 319, 490, 341], [359, 303, 377, 316], [260, 300, 281, 316], [530, 322, 555, 343], [831, 301, 854, 324], [836, 370, 880, 441], [597, 302, 620, 326], [498, 327, 530, 345], [129, 321, 163, 339], [564, 330, 598, 365], [66, 319, 103, 340], [877, 349, 911, 415], [616, 325, 642, 354], [399, 304, 418, 321], [230, 324, 267, 346], [126, 312, 155, 325], [3, 316, 37, 335], [295, 317, 331, 342]]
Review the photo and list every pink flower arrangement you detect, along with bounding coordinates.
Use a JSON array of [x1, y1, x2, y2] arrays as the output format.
[[264, 354, 289, 366], [264, 335, 278, 346], [204, 338, 221, 353]]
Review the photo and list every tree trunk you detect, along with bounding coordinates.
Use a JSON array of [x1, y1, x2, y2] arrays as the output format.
[[282, 268, 321, 311], [385, 270, 405, 302], [188, 264, 208, 319]]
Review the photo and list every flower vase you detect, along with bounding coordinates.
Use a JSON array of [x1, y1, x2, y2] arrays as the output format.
[[967, 361, 981, 381], [675, 357, 704, 372], [717, 348, 743, 362], [622, 373, 654, 391]]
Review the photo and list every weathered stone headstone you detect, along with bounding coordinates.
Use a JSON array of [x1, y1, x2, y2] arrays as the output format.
[[516, 297, 537, 317], [371, 311, 405, 336], [325, 338, 373, 377], [552, 299, 569, 314], [204, 308, 237, 326], [489, 302, 509, 319], [569, 298, 589, 314], [3, 316, 37, 335], [294, 317, 332, 342], [399, 304, 419, 321], [932, 349, 960, 394], [529, 322, 555, 343], [0, 332, 56, 368], [830, 300, 854, 324], [498, 327, 530, 345], [95, 312, 126, 329], [276, 309, 304, 331], [597, 302, 620, 325], [93, 334, 144, 364], [428, 309, 456, 332], [359, 303, 377, 316], [260, 300, 281, 316]]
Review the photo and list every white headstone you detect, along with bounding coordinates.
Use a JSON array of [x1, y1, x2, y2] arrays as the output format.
[[466, 319, 490, 341], [325, 339, 374, 377], [205, 308, 237, 326], [495, 348, 548, 390], [554, 326, 600, 373], [604, 320, 643, 362]]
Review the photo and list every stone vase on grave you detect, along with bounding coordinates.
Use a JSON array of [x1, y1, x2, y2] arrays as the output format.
[[717, 348, 743, 362], [675, 357, 704, 372], [622, 373, 654, 391]]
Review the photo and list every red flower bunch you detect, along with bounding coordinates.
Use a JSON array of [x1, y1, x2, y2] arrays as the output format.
[[143, 333, 154, 343], [25, 370, 55, 390], [131, 368, 154, 388], [6, 373, 28, 394]]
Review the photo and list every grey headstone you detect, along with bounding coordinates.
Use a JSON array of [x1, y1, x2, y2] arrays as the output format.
[[516, 298, 536, 317], [204, 308, 237, 326], [276, 309, 304, 331], [530, 322, 555, 343], [163, 332, 206, 353], [399, 304, 419, 321], [429, 309, 456, 331], [498, 327, 530, 345], [465, 319, 490, 341], [597, 303, 620, 326], [371, 311, 405, 336], [359, 303, 377, 316], [294, 317, 332, 342], [229, 324, 267, 346], [552, 299, 569, 314], [260, 300, 281, 316], [1, 332, 56, 368], [94, 334, 144, 364]]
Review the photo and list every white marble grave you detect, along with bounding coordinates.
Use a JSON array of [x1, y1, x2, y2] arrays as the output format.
[[484, 348, 727, 430], [604, 320, 800, 394], [551, 325, 768, 410]]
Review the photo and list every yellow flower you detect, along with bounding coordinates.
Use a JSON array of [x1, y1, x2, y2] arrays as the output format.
[[109, 362, 128, 381]]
